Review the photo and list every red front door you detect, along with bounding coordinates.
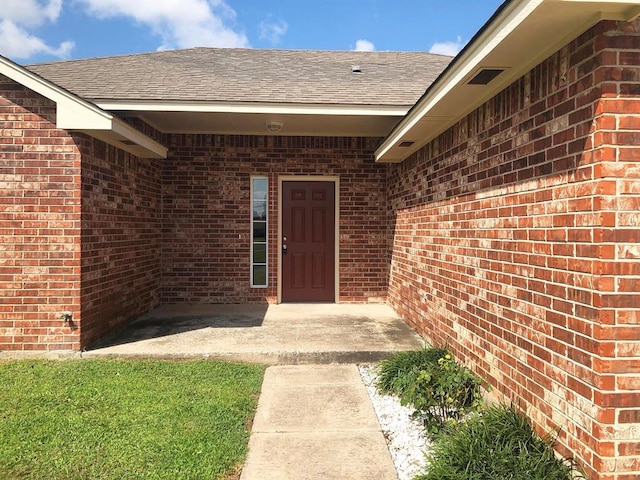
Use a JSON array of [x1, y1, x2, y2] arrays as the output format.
[[282, 181, 335, 302]]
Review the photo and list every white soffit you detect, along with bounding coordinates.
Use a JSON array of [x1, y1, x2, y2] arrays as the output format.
[[375, 0, 640, 163], [96, 101, 410, 137], [135, 111, 403, 137], [0, 56, 167, 159]]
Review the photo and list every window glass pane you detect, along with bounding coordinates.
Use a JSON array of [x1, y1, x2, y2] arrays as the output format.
[[253, 265, 267, 286], [251, 176, 268, 288], [253, 201, 267, 221], [253, 222, 266, 242], [253, 178, 267, 200], [253, 243, 267, 264]]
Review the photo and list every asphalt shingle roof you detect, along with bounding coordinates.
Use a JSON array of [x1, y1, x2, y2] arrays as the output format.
[[26, 47, 451, 106]]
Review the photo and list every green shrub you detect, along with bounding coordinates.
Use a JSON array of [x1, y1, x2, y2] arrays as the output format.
[[377, 348, 448, 395], [408, 353, 483, 436], [376, 348, 484, 436], [417, 404, 582, 480]]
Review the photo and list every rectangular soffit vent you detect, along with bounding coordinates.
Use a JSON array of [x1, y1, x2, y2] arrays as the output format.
[[398, 141, 415, 147], [468, 68, 505, 85]]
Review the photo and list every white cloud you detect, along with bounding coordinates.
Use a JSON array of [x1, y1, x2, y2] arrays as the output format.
[[354, 39, 375, 52], [2, 0, 62, 26], [0, 0, 73, 59], [429, 36, 465, 56], [78, 0, 249, 50], [259, 17, 288, 46]]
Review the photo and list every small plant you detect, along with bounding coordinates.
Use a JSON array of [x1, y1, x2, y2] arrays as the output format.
[[408, 353, 483, 436], [377, 348, 484, 436], [377, 347, 448, 395], [417, 404, 584, 480]]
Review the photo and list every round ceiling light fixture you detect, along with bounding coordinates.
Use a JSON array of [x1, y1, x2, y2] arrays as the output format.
[[266, 121, 284, 132]]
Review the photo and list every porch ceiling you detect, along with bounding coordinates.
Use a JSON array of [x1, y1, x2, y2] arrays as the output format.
[[376, 0, 640, 163], [108, 106, 408, 137]]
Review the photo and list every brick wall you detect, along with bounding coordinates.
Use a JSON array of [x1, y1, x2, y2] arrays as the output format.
[[593, 20, 640, 478], [78, 136, 162, 347], [162, 135, 389, 303], [387, 20, 640, 480], [0, 76, 82, 351]]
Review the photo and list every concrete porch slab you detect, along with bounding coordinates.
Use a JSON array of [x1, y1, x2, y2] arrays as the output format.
[[83, 303, 424, 364]]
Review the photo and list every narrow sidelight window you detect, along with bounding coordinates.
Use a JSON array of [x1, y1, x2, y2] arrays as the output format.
[[251, 177, 268, 287]]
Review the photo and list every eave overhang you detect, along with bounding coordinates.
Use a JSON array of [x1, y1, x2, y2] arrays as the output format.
[[94, 100, 411, 137], [376, 0, 640, 163], [0, 55, 167, 159]]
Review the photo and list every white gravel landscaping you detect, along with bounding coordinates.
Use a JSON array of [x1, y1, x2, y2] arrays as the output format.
[[359, 364, 431, 480]]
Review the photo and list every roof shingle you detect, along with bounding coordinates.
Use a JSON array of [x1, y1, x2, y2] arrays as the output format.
[[26, 47, 451, 106]]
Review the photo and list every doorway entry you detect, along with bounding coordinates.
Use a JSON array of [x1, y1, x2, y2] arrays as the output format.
[[280, 179, 337, 302]]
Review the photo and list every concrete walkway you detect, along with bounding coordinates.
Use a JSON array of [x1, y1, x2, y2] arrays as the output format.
[[240, 364, 398, 480]]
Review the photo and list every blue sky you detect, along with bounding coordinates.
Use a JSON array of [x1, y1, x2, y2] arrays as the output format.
[[1, 0, 505, 64]]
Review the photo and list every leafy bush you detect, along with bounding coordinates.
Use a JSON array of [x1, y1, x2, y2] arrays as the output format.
[[376, 348, 483, 436], [377, 348, 448, 395], [408, 353, 483, 436], [417, 404, 582, 480]]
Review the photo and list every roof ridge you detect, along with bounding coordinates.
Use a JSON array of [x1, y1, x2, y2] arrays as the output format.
[[26, 47, 452, 67]]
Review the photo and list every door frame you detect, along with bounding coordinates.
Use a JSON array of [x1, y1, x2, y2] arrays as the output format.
[[277, 175, 340, 303]]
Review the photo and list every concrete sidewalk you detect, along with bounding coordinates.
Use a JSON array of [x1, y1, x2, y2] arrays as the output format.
[[240, 364, 398, 480]]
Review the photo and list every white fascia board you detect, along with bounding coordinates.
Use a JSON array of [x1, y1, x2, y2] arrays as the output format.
[[557, 0, 637, 3], [56, 97, 113, 130], [602, 4, 640, 20], [556, 0, 640, 20], [0, 56, 114, 129], [375, 0, 545, 161], [1, 56, 166, 158], [95, 100, 410, 117], [375, 0, 640, 162], [111, 118, 168, 158]]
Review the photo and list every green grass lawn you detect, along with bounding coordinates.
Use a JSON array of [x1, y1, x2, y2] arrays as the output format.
[[0, 359, 265, 480]]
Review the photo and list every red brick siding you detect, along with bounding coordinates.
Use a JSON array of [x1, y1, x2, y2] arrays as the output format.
[[387, 20, 640, 480], [0, 75, 81, 351], [162, 135, 389, 303], [591, 20, 640, 478], [78, 136, 162, 347]]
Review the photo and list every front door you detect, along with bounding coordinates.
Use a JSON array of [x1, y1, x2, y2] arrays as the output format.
[[282, 181, 335, 302]]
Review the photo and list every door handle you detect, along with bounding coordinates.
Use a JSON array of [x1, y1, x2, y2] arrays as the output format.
[[282, 236, 287, 254]]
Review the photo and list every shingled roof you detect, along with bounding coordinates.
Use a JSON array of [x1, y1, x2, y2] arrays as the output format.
[[26, 47, 451, 107]]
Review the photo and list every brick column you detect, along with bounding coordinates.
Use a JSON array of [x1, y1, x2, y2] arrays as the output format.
[[589, 20, 640, 478], [0, 76, 82, 351]]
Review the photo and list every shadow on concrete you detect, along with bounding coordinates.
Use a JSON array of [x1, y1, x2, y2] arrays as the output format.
[[89, 304, 269, 350]]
